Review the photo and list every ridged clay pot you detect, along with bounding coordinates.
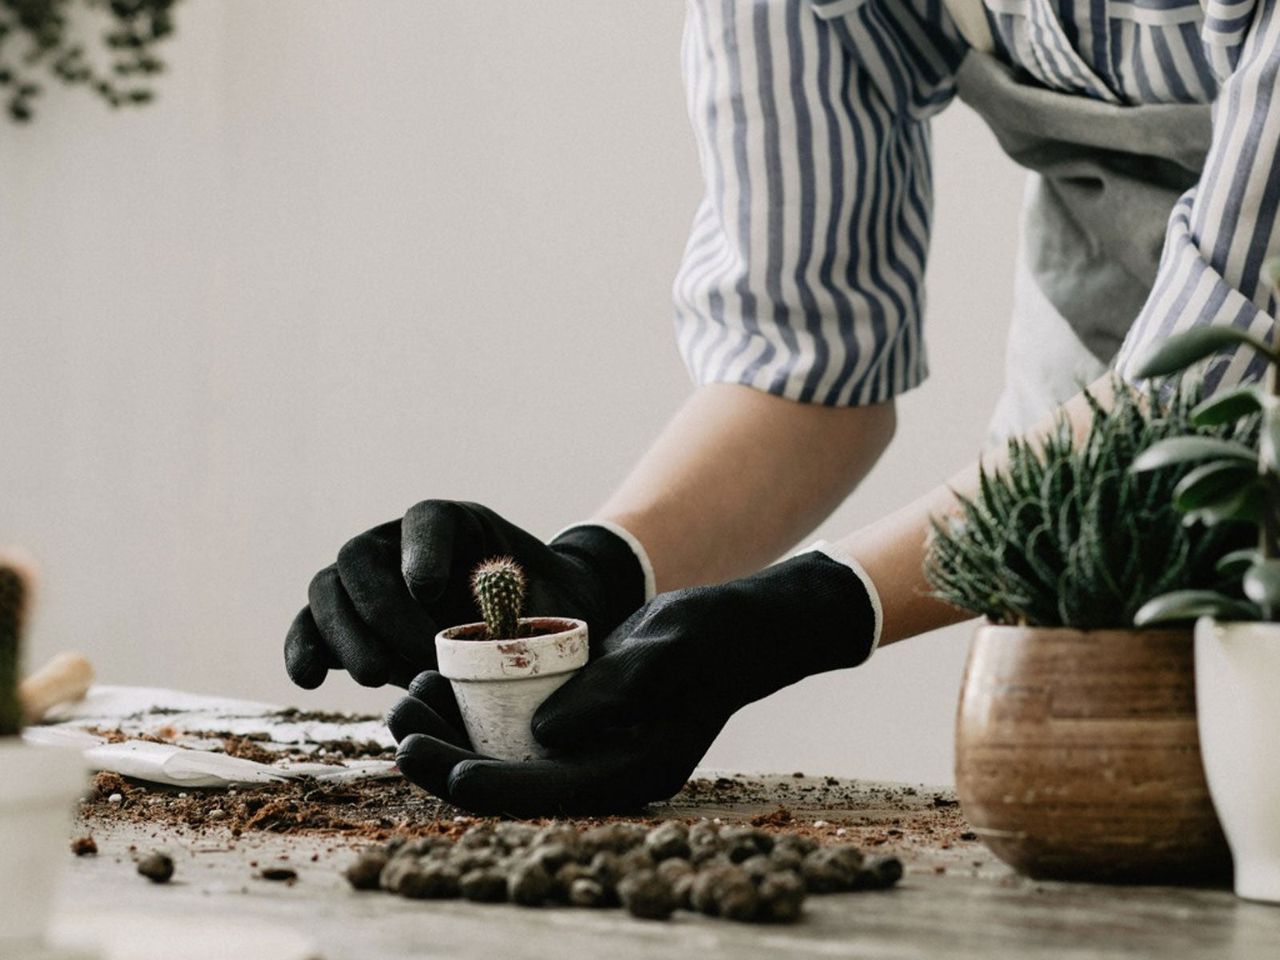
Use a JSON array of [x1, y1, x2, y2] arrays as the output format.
[[1194, 617, 1280, 902], [955, 623, 1230, 882], [435, 617, 587, 762]]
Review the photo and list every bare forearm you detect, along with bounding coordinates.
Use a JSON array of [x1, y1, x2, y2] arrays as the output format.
[[596, 384, 897, 592], [825, 375, 1116, 647]]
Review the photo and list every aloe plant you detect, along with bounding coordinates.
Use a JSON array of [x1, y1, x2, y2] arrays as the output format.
[[471, 556, 526, 640], [925, 380, 1254, 629], [1129, 260, 1280, 624]]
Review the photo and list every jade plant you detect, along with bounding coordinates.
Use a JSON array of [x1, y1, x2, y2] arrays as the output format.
[[0, 557, 30, 736], [471, 556, 527, 641], [1129, 261, 1280, 624], [925, 379, 1254, 629]]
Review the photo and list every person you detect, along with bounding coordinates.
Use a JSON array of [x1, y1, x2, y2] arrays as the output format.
[[283, 0, 1279, 816]]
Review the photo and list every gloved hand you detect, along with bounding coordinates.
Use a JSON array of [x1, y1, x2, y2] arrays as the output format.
[[387, 549, 879, 816], [284, 501, 647, 690]]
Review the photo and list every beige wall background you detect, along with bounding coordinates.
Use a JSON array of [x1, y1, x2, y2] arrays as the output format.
[[0, 1, 1024, 785]]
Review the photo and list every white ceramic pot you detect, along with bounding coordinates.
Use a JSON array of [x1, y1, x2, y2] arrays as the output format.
[[1195, 617, 1280, 902], [435, 617, 587, 762], [0, 738, 88, 949]]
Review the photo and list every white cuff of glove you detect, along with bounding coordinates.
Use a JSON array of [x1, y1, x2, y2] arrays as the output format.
[[551, 519, 657, 602], [802, 538, 884, 657]]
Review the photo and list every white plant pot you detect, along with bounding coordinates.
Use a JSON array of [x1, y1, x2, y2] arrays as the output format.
[[435, 617, 587, 762], [1195, 617, 1280, 902], [0, 738, 88, 949]]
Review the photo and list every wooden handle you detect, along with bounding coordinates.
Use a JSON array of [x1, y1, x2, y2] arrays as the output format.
[[20, 652, 94, 724]]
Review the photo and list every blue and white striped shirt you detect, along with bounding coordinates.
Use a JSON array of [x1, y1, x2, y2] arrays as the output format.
[[673, 0, 1280, 404]]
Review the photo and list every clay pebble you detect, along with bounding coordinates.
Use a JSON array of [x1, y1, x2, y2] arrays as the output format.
[[801, 845, 864, 893], [719, 826, 774, 864], [582, 822, 648, 855], [459, 868, 509, 902], [852, 856, 903, 891], [690, 864, 759, 922], [644, 821, 691, 861], [757, 871, 806, 923], [553, 862, 593, 900], [136, 851, 174, 884], [345, 849, 389, 890], [568, 877, 608, 908], [617, 869, 677, 921], [397, 862, 460, 899], [507, 859, 554, 906]]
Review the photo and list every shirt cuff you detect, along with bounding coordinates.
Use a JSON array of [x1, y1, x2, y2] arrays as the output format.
[[1114, 196, 1278, 393], [551, 520, 657, 602], [802, 538, 884, 657]]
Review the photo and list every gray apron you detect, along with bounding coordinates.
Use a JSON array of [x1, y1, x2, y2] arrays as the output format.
[[946, 46, 1213, 442]]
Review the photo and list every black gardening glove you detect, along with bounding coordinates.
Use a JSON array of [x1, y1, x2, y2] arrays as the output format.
[[388, 549, 878, 816], [284, 501, 646, 689]]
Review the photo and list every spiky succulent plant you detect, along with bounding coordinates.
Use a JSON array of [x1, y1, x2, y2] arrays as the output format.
[[471, 556, 526, 640], [925, 379, 1255, 629], [0, 553, 33, 736]]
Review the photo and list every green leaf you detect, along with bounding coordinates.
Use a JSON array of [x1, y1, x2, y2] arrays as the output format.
[[1261, 408, 1280, 473], [1243, 559, 1280, 615], [1262, 256, 1280, 290], [1217, 547, 1260, 576], [1133, 590, 1260, 626], [1131, 436, 1258, 472], [1191, 384, 1271, 426], [1173, 461, 1258, 511], [1183, 482, 1265, 526], [1133, 326, 1276, 379]]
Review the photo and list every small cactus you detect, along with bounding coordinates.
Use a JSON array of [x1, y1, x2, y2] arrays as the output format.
[[471, 557, 527, 640], [0, 552, 34, 736]]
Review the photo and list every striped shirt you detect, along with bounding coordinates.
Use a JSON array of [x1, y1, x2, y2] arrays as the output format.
[[673, 0, 1280, 404]]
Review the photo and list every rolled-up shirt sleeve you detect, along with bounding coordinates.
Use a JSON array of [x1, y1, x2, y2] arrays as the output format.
[[673, 0, 961, 406], [1114, 0, 1280, 392]]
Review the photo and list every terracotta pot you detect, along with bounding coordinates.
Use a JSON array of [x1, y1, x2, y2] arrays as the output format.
[[435, 617, 587, 763], [955, 623, 1231, 882], [1195, 618, 1280, 902]]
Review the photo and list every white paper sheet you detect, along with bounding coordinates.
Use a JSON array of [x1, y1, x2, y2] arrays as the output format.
[[26, 685, 398, 788]]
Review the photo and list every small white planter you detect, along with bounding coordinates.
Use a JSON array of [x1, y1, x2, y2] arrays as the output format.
[[435, 617, 587, 762], [0, 738, 87, 950], [1195, 617, 1280, 902]]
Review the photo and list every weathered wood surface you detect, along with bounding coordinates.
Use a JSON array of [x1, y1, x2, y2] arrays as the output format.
[[50, 776, 1280, 960]]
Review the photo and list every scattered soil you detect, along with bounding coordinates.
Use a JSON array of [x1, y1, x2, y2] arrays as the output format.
[[83, 725, 183, 746], [443, 618, 573, 642], [749, 806, 794, 828], [82, 726, 395, 766], [70, 835, 98, 856], [76, 770, 977, 857], [271, 707, 381, 724], [90, 771, 127, 800], [221, 736, 279, 765]]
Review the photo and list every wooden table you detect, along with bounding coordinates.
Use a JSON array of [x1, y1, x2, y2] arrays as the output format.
[[47, 773, 1280, 960]]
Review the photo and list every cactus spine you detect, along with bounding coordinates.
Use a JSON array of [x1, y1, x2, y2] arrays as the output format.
[[471, 556, 527, 640], [0, 553, 33, 736]]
